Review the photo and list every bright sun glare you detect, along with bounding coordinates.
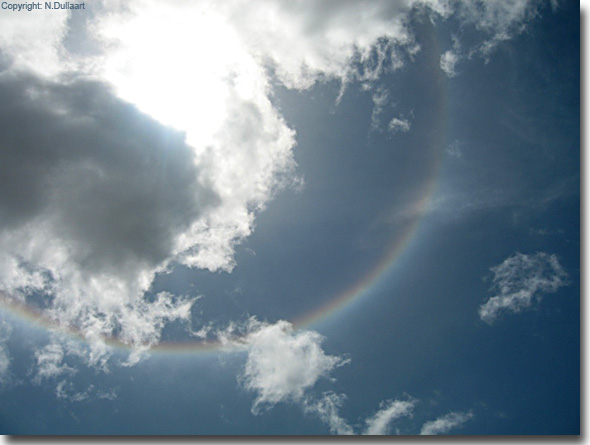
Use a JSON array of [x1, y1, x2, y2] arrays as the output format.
[[97, 4, 255, 150]]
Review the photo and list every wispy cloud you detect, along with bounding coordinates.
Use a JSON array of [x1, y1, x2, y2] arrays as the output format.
[[54, 381, 118, 403], [32, 343, 76, 384], [446, 140, 465, 158], [420, 411, 474, 435], [304, 392, 354, 435], [437, 0, 540, 75], [440, 50, 460, 77], [364, 398, 417, 435], [479, 252, 567, 323], [370, 88, 412, 134], [0, 320, 12, 384], [388, 117, 412, 133]]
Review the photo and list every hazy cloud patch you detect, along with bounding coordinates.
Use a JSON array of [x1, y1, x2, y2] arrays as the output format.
[[0, 320, 12, 384], [388, 117, 412, 133], [33, 343, 76, 384], [304, 392, 354, 435], [479, 252, 567, 323], [364, 398, 417, 435], [420, 410, 474, 435]]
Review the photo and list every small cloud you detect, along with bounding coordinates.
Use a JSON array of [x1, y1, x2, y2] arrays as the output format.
[[55, 380, 88, 402], [479, 252, 568, 324], [528, 228, 564, 237], [54, 381, 118, 403], [228, 318, 349, 414], [33, 343, 76, 384], [440, 50, 460, 77], [388, 117, 411, 133], [0, 320, 12, 384], [446, 140, 464, 158], [364, 398, 417, 435], [304, 392, 354, 435], [420, 411, 473, 435], [370, 88, 390, 131], [97, 388, 119, 400]]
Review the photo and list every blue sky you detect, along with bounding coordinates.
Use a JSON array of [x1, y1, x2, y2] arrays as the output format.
[[0, 0, 580, 436]]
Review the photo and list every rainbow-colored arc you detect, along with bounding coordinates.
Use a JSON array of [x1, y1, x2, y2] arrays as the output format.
[[0, 27, 450, 356]]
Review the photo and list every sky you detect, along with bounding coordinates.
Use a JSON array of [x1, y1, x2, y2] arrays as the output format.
[[0, 0, 580, 436]]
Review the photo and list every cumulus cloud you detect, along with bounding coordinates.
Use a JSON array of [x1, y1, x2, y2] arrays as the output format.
[[364, 398, 417, 435], [479, 252, 567, 323], [226, 318, 348, 413], [215, 0, 420, 90], [220, 319, 357, 433], [388, 117, 412, 133], [420, 411, 473, 435], [440, 50, 460, 77]]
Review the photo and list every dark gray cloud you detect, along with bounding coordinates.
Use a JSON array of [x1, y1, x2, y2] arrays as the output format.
[[0, 73, 222, 360], [0, 73, 218, 277]]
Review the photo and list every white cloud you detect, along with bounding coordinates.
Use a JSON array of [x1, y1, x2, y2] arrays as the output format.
[[388, 117, 412, 133], [304, 392, 354, 435], [223, 320, 471, 435], [55, 381, 118, 403], [440, 50, 460, 77], [0, 8, 70, 75], [453, 0, 538, 59], [228, 318, 348, 413], [33, 343, 75, 383], [215, 0, 420, 90], [479, 252, 567, 323], [219, 319, 354, 431], [420, 411, 473, 435], [435, 0, 539, 76], [32, 339, 120, 401], [55, 380, 88, 402], [364, 398, 416, 435], [224, 319, 447, 435]]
